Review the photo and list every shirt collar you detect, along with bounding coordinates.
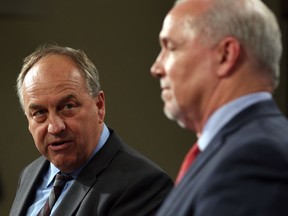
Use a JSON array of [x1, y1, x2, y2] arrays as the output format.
[[198, 92, 272, 152]]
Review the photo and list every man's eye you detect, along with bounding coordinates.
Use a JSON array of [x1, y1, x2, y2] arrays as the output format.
[[60, 103, 78, 116], [167, 43, 176, 51], [32, 110, 45, 117], [162, 39, 176, 51], [31, 110, 46, 122], [64, 103, 76, 110]]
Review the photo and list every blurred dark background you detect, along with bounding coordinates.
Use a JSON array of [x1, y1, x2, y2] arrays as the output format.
[[0, 0, 287, 214]]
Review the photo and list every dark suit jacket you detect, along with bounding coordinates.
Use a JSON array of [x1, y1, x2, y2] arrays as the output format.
[[157, 99, 288, 216], [10, 129, 173, 216]]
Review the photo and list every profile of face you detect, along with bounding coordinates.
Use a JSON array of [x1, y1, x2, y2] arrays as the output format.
[[150, 2, 217, 130], [22, 54, 105, 173]]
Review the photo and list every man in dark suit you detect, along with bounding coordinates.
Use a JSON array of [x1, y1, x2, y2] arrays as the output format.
[[151, 0, 288, 215], [10, 44, 173, 216]]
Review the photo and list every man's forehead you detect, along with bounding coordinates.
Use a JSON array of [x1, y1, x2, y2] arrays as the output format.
[[23, 59, 82, 87], [169, 0, 213, 18], [159, 13, 197, 42]]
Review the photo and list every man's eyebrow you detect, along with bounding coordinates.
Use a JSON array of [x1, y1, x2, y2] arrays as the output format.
[[160, 36, 175, 47], [57, 94, 77, 106], [28, 103, 44, 110], [58, 94, 77, 104]]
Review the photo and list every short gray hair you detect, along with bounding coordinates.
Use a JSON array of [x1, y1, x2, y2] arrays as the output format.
[[178, 0, 282, 89], [16, 44, 101, 109]]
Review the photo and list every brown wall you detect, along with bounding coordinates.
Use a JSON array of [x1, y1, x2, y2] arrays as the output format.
[[0, 0, 286, 214]]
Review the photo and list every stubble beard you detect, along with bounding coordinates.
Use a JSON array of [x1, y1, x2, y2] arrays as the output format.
[[163, 98, 186, 128]]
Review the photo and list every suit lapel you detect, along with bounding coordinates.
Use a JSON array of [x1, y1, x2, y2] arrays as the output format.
[[178, 99, 282, 186], [53, 129, 122, 215], [11, 157, 48, 216]]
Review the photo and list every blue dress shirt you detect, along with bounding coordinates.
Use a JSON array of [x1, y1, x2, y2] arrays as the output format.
[[26, 124, 110, 216], [198, 92, 272, 152]]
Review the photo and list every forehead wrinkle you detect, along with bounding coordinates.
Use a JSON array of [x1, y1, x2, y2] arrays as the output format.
[[24, 80, 82, 97], [29, 93, 77, 109], [23, 67, 82, 88]]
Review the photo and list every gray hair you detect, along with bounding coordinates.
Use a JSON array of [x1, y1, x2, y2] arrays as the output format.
[[178, 0, 282, 89], [16, 44, 101, 109]]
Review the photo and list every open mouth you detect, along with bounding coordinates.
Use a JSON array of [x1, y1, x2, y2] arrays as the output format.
[[48, 140, 71, 151], [51, 141, 66, 146]]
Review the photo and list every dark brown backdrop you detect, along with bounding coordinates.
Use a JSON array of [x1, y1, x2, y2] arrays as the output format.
[[0, 0, 286, 214]]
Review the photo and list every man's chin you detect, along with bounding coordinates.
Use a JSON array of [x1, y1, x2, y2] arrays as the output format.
[[164, 107, 186, 128], [176, 119, 186, 128]]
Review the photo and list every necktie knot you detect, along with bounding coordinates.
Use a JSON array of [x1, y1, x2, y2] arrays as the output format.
[[37, 173, 73, 216], [52, 173, 73, 199], [54, 173, 73, 187]]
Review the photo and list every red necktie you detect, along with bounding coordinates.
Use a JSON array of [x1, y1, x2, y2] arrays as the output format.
[[175, 143, 200, 185]]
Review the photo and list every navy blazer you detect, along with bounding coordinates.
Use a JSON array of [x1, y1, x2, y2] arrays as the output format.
[[157, 100, 288, 216], [10, 129, 173, 216]]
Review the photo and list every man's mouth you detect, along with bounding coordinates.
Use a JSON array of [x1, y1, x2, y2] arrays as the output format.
[[51, 141, 65, 146], [48, 140, 72, 151]]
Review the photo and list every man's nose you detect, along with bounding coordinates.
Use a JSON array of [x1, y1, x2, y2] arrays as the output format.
[[150, 53, 165, 78], [47, 114, 66, 135]]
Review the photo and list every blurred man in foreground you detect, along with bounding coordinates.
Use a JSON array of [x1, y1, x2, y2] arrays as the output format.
[[151, 0, 288, 215]]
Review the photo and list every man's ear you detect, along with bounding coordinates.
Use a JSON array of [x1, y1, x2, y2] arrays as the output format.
[[216, 37, 240, 77], [95, 91, 105, 123]]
